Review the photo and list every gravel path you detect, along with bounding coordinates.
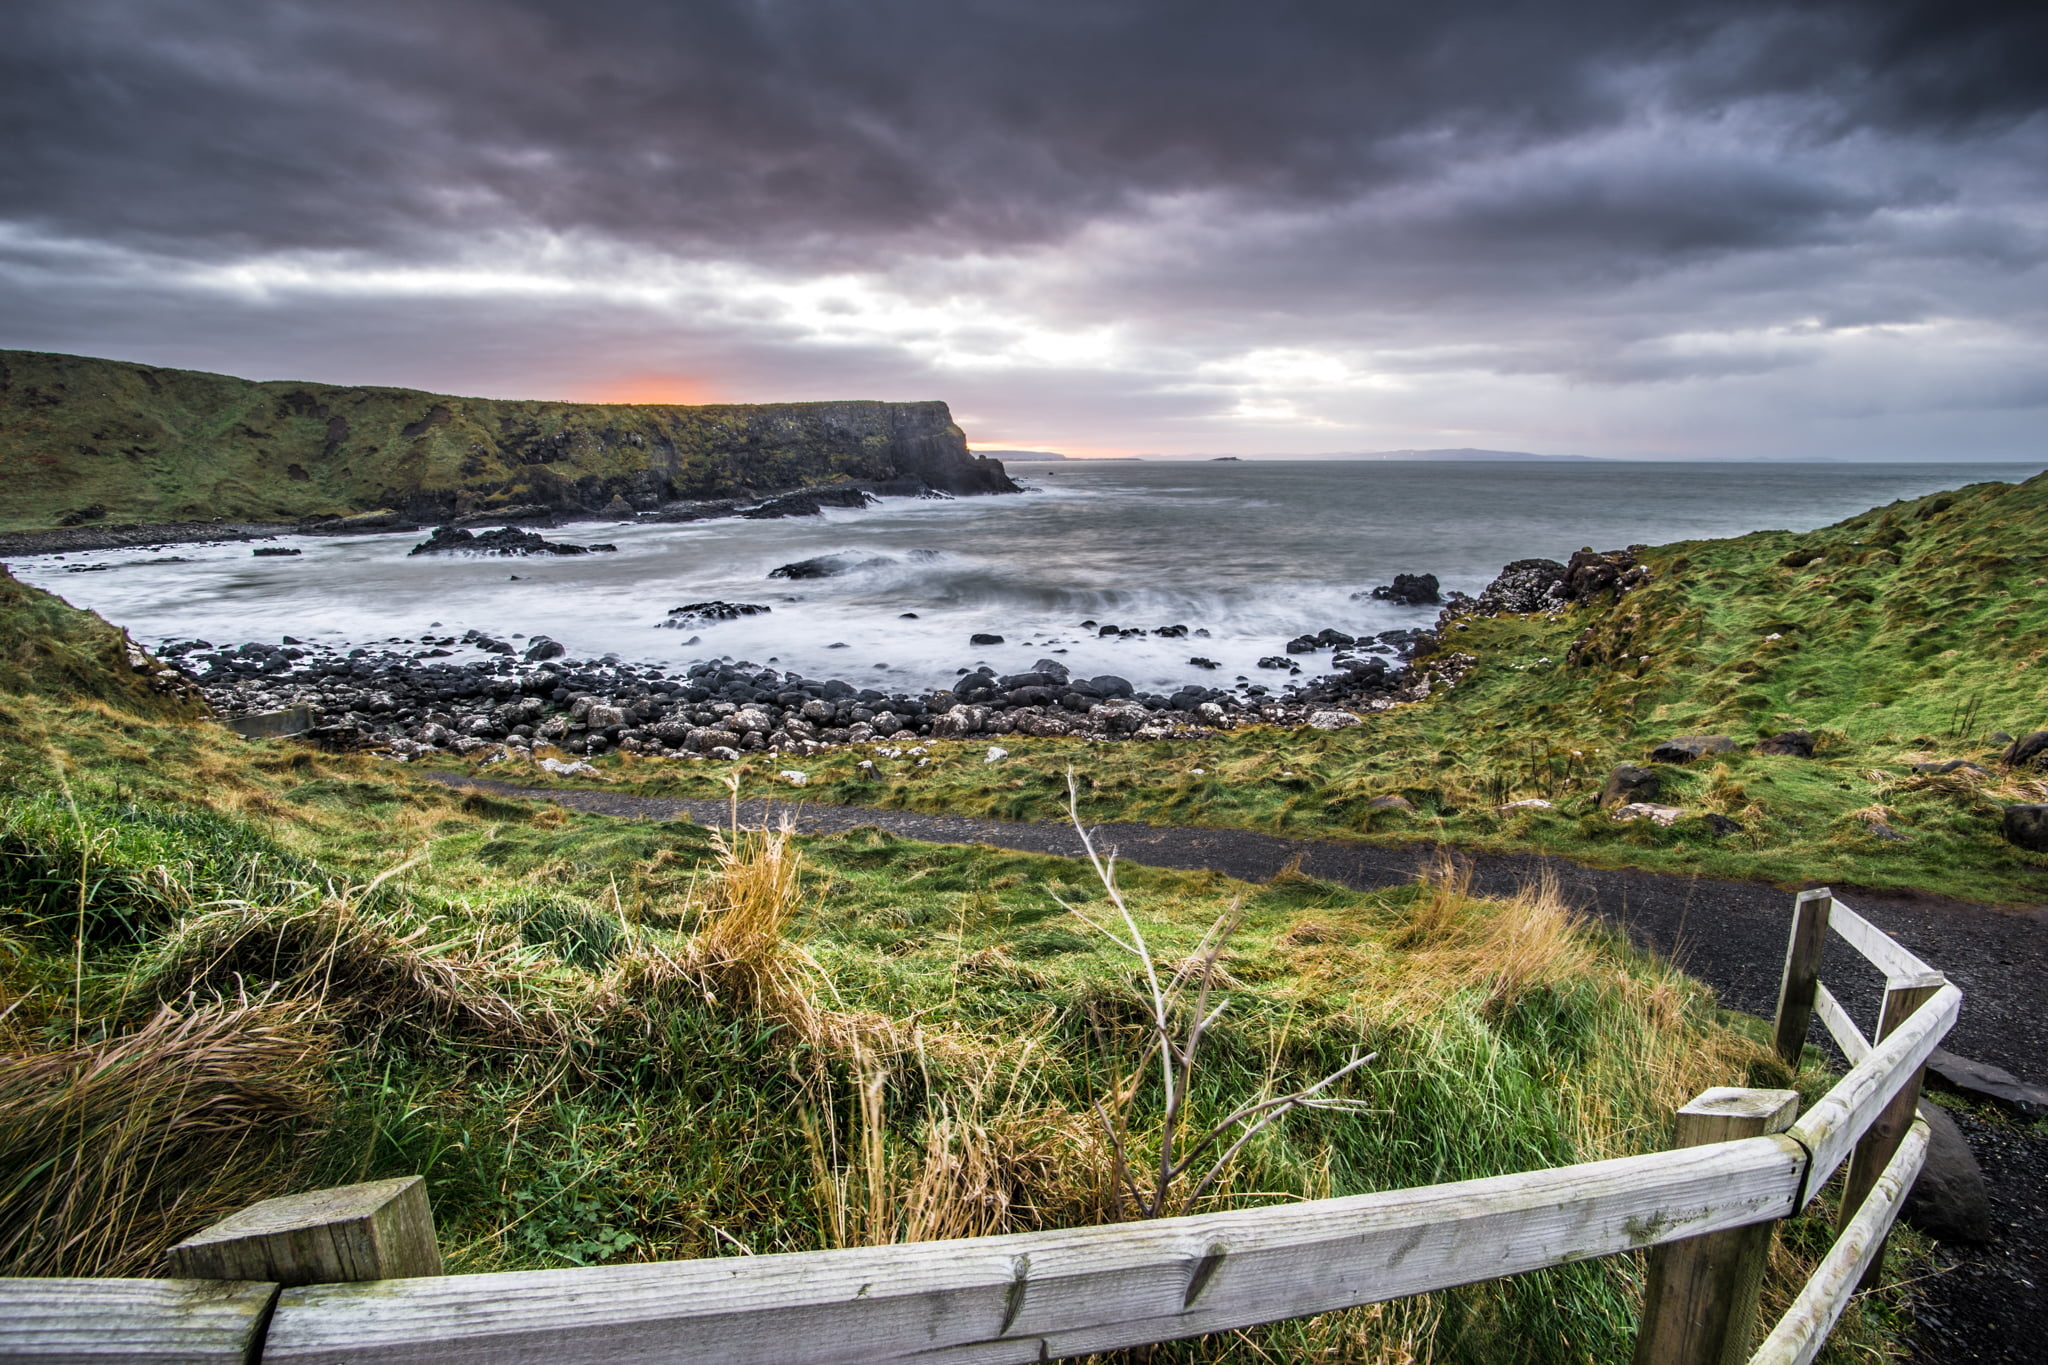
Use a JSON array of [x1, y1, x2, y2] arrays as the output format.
[[427, 773, 2047, 1358]]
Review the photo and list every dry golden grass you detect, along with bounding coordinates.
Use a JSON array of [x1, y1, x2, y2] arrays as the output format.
[[0, 999, 329, 1276], [143, 890, 573, 1046]]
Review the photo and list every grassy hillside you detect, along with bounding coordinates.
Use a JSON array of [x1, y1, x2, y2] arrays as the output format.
[[0, 349, 1011, 532], [584, 471, 2048, 901], [0, 559, 1911, 1360]]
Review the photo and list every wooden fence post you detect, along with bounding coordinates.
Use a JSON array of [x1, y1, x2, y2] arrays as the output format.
[[1633, 1086, 1802, 1365], [166, 1175, 442, 1286], [1838, 973, 1943, 1289], [1772, 888, 1833, 1068]]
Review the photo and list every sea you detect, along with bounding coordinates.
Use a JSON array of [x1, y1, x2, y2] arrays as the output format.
[[13, 460, 2039, 693]]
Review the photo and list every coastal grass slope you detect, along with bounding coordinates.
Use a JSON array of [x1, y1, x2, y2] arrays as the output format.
[[0, 348, 1010, 533], [590, 471, 2048, 901], [0, 576, 1912, 1361]]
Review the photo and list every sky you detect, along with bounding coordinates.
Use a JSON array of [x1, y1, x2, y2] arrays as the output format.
[[3, 1, 2045, 460]]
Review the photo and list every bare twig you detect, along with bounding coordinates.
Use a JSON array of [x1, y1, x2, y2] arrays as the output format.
[[1061, 768, 1376, 1218]]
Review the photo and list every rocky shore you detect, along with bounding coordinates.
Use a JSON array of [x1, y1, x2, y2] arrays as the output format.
[[149, 549, 1667, 762], [171, 625, 1456, 761]]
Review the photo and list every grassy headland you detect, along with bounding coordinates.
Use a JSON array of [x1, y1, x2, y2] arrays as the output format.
[[567, 470, 2048, 903], [0, 348, 1013, 533], [0, 561, 1913, 1360]]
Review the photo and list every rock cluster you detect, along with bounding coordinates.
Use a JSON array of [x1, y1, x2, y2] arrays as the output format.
[[175, 630, 1439, 761], [409, 525, 619, 556]]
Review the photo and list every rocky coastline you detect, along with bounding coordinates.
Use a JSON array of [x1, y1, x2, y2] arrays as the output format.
[[156, 550, 1658, 762]]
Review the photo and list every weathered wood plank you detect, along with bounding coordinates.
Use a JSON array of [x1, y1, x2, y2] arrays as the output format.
[[1836, 978, 1940, 1288], [1812, 982, 1869, 1064], [0, 1277, 278, 1363], [166, 1175, 442, 1286], [1772, 890, 1833, 1067], [263, 1137, 1805, 1365], [1633, 1088, 1801, 1365], [1789, 982, 1958, 1204], [1748, 1118, 1930, 1365], [1824, 902, 1933, 984]]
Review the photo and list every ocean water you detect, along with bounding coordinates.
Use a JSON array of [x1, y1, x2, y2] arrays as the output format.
[[14, 460, 2038, 692]]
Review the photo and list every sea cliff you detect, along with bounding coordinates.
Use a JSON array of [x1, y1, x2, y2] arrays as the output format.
[[0, 349, 1016, 533]]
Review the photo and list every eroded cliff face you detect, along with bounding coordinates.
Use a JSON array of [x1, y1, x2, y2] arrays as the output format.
[[0, 350, 1017, 530]]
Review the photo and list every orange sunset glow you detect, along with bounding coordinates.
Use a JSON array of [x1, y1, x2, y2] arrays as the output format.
[[577, 374, 721, 406]]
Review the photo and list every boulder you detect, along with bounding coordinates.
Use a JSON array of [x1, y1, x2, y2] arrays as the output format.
[[1650, 735, 1736, 763], [1307, 711, 1360, 731], [970, 632, 1006, 646], [930, 704, 986, 738], [1757, 730, 1814, 757], [1367, 795, 1415, 813], [1924, 1048, 2048, 1119], [1913, 759, 1990, 776], [1459, 558, 1567, 616], [1599, 763, 1661, 808], [1901, 1102, 1992, 1244], [2000, 804, 2048, 852], [1561, 546, 1650, 601], [252, 546, 302, 557], [2001, 730, 2048, 768], [664, 601, 771, 628], [523, 636, 566, 662], [767, 554, 889, 580], [1369, 573, 1441, 606], [1612, 802, 1685, 827]]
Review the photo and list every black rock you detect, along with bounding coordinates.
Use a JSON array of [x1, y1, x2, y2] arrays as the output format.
[[1285, 635, 1321, 654], [767, 554, 891, 580], [1256, 656, 1299, 672], [1153, 624, 1189, 638], [1562, 546, 1651, 601], [1599, 764, 1661, 808], [252, 546, 303, 557], [1088, 674, 1135, 700], [1698, 813, 1744, 836], [1189, 657, 1221, 669], [739, 488, 876, 519], [1369, 573, 1441, 606], [1902, 1102, 1992, 1244], [664, 601, 772, 629], [970, 632, 1006, 646], [523, 637, 567, 662], [1757, 730, 1815, 757], [2001, 804, 2048, 852], [410, 525, 604, 557], [2002, 730, 2048, 768], [1650, 735, 1737, 763]]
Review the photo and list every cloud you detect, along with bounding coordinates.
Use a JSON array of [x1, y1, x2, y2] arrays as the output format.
[[2, 0, 2046, 458]]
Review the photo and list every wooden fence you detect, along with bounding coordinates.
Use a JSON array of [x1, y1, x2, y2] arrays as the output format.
[[2, 887, 1956, 1364]]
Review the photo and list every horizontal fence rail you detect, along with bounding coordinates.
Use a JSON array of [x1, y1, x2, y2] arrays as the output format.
[[0, 887, 1960, 1365], [259, 1141, 1807, 1365]]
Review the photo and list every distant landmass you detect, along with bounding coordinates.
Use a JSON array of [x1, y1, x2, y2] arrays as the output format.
[[0, 349, 1018, 532], [976, 449, 1067, 460], [1356, 448, 1601, 462], [1147, 448, 1601, 462]]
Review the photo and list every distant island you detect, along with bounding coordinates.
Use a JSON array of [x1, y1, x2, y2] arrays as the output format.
[[975, 449, 1068, 460], [1211, 456, 1242, 462]]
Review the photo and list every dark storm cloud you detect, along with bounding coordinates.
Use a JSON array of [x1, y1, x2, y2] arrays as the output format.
[[5, 0, 2041, 263]]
